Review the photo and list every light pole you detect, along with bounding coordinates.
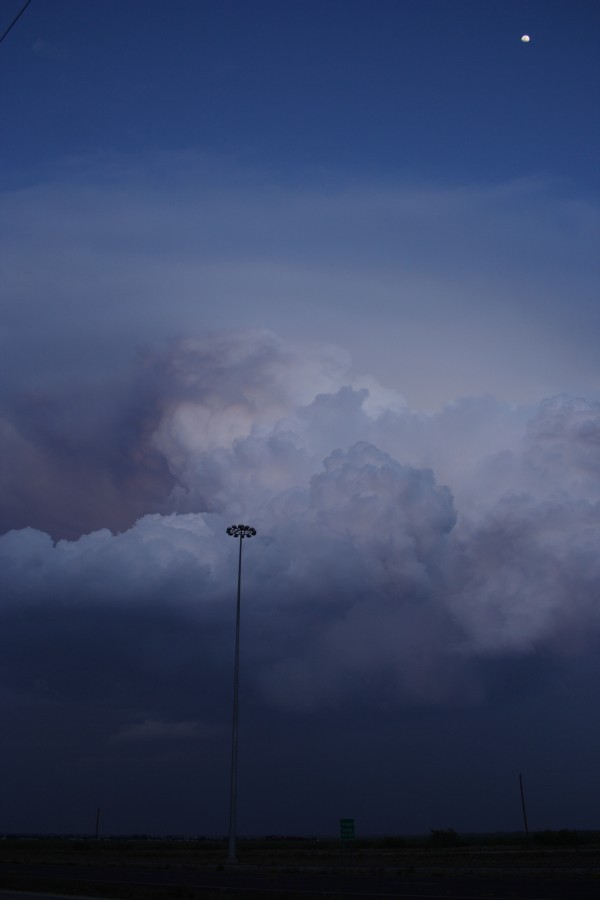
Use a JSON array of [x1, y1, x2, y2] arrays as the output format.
[[226, 523, 256, 863], [519, 773, 529, 837]]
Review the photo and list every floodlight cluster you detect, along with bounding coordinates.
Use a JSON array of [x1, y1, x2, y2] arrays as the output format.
[[226, 524, 257, 539]]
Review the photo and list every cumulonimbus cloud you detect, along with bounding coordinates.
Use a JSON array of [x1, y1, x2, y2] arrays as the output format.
[[1, 331, 600, 719]]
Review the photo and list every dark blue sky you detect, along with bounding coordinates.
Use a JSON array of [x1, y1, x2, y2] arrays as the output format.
[[1, 1, 600, 839], [4, 0, 599, 186]]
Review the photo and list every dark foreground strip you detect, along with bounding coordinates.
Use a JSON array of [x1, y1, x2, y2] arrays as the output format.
[[2, 866, 600, 900]]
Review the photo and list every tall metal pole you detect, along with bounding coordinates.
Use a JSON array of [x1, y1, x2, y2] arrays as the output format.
[[228, 532, 243, 863], [226, 524, 256, 863], [519, 772, 529, 837]]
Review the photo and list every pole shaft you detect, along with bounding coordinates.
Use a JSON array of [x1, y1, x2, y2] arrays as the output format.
[[228, 535, 243, 862], [519, 773, 529, 836]]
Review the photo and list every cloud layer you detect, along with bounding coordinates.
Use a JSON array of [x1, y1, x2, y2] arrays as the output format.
[[2, 331, 600, 731], [2, 157, 599, 833], [3, 159, 599, 408]]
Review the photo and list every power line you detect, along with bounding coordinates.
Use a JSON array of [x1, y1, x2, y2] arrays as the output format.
[[0, 0, 33, 45]]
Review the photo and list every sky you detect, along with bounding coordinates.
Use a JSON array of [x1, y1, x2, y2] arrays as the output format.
[[1, 0, 599, 839]]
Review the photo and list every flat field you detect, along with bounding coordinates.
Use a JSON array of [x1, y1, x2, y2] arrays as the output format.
[[1, 833, 600, 898]]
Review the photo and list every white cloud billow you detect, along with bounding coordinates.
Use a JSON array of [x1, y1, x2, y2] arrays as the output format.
[[1, 332, 600, 715]]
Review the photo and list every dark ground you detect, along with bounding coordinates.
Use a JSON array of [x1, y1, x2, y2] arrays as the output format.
[[1, 833, 600, 898]]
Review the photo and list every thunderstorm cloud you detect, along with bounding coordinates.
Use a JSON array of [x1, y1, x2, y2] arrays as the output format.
[[2, 331, 600, 729]]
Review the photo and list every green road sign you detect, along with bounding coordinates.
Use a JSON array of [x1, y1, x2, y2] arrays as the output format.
[[340, 818, 355, 840]]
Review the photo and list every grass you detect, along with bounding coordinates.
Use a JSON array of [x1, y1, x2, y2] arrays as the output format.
[[1, 832, 600, 898]]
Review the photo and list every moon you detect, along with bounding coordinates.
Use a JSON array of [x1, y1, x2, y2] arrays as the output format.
[[521, 34, 531, 42]]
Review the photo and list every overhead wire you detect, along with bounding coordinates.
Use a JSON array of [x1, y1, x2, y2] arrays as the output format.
[[0, 0, 33, 45]]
